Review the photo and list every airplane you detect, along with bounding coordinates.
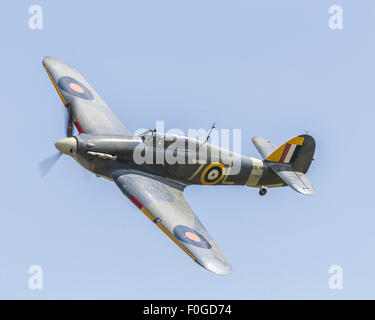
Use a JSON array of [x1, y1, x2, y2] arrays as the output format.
[[41, 56, 316, 275]]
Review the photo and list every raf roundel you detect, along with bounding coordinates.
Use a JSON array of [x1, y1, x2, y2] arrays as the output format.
[[200, 162, 225, 185], [173, 225, 211, 249], [58, 76, 94, 100]]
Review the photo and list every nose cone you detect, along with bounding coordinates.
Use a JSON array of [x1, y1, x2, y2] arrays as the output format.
[[55, 137, 77, 155]]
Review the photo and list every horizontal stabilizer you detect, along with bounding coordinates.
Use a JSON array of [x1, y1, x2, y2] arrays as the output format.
[[252, 137, 277, 159], [267, 163, 315, 195]]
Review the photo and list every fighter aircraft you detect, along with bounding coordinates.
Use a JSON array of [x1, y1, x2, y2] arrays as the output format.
[[41, 57, 315, 275]]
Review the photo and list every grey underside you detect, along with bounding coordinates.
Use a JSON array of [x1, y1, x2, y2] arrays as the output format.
[[43, 56, 132, 136], [113, 171, 232, 275]]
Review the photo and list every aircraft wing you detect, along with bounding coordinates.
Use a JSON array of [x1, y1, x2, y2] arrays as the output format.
[[43, 56, 131, 136], [112, 170, 232, 275], [267, 163, 315, 195]]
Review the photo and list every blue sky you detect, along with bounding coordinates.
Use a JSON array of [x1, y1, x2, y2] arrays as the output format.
[[1, 0, 375, 299]]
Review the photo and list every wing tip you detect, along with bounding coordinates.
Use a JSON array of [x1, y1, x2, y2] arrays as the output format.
[[42, 56, 58, 67], [301, 189, 315, 196], [197, 259, 232, 276], [42, 56, 71, 70]]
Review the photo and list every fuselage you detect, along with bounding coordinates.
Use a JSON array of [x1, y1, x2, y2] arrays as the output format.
[[59, 132, 285, 189]]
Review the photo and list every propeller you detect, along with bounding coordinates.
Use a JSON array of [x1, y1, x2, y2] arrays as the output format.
[[38, 152, 63, 178], [38, 106, 73, 178]]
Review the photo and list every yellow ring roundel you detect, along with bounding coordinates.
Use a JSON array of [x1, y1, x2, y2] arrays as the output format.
[[200, 162, 225, 185]]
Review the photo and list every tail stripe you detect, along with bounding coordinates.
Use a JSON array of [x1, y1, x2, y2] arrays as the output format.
[[283, 144, 297, 163], [279, 144, 292, 162], [265, 137, 304, 163]]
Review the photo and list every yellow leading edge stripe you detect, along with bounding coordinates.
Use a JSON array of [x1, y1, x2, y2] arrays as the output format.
[[44, 65, 67, 105], [140, 207, 196, 261]]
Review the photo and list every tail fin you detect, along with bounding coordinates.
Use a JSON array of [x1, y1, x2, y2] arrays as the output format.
[[252, 134, 316, 195], [263, 134, 315, 173]]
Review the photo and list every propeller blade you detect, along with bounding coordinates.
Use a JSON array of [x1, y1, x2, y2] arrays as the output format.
[[39, 105, 74, 178], [38, 152, 62, 178]]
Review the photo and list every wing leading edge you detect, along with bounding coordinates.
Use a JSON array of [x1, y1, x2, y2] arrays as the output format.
[[112, 170, 232, 275]]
